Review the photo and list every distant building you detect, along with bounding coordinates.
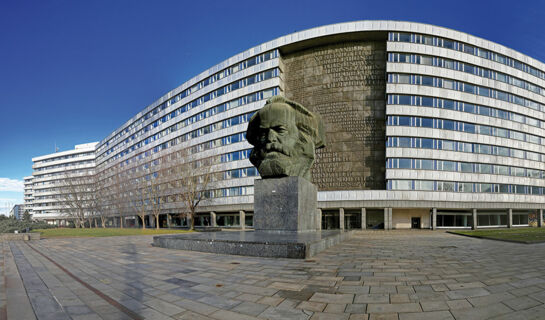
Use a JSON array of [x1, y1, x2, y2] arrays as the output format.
[[30, 143, 97, 224], [23, 176, 34, 216], [9, 204, 24, 220]]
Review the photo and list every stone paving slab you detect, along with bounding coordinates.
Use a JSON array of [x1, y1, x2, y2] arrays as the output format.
[[3, 230, 545, 319]]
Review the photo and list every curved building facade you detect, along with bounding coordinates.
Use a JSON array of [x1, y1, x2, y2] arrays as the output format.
[[93, 21, 545, 230]]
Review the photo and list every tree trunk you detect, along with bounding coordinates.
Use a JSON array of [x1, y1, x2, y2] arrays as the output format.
[[190, 212, 195, 231], [101, 216, 106, 228], [140, 216, 146, 229], [119, 215, 124, 228]]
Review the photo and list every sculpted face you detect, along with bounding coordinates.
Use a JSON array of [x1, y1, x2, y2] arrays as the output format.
[[247, 97, 325, 181]]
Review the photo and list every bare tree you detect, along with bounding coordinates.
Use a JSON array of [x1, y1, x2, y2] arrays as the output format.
[[109, 167, 127, 228], [148, 157, 167, 229], [128, 168, 148, 229], [59, 170, 94, 228], [91, 173, 109, 228], [169, 149, 213, 231]]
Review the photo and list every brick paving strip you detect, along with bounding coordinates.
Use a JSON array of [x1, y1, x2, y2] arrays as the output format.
[[3, 242, 36, 320], [0, 243, 8, 320], [9, 242, 70, 320], [23, 241, 144, 320]]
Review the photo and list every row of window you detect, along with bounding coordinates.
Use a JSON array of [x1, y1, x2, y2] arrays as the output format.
[[222, 166, 258, 180], [34, 160, 95, 172], [388, 115, 544, 145], [118, 110, 254, 165], [387, 158, 544, 179], [437, 213, 529, 227], [221, 149, 251, 163], [35, 152, 95, 165], [204, 185, 253, 198], [32, 169, 95, 184], [388, 73, 543, 112], [100, 69, 278, 162], [389, 32, 545, 81], [101, 130, 250, 183], [35, 183, 254, 209], [388, 179, 543, 195], [389, 53, 545, 97], [387, 137, 544, 162], [101, 87, 277, 168], [388, 95, 543, 129], [98, 50, 278, 153]]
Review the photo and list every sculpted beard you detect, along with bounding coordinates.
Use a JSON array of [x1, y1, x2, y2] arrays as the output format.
[[250, 133, 315, 178]]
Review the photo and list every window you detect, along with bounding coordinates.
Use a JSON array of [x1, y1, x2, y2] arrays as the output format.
[[458, 163, 472, 173], [416, 180, 434, 190], [421, 76, 434, 86], [398, 137, 411, 147], [441, 161, 457, 171], [443, 39, 455, 49], [443, 120, 456, 131], [510, 131, 525, 141], [421, 159, 434, 170], [398, 158, 411, 169], [392, 180, 412, 190], [462, 123, 475, 133], [443, 140, 455, 151], [421, 139, 434, 149], [422, 118, 433, 128], [459, 183, 473, 192], [437, 181, 455, 192], [495, 165, 509, 175]]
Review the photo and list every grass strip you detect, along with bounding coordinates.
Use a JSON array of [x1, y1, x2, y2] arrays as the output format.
[[34, 228, 192, 238], [449, 227, 545, 244]]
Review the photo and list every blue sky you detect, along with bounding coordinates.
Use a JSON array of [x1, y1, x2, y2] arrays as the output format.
[[1, 0, 544, 213]]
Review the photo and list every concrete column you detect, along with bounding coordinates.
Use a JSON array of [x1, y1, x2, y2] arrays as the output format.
[[239, 210, 246, 230], [539, 209, 544, 228], [508, 209, 513, 228], [389, 208, 393, 230], [166, 214, 171, 228], [432, 208, 437, 230], [339, 208, 345, 231], [316, 209, 322, 231], [472, 209, 477, 230], [361, 208, 366, 230], [384, 208, 392, 230], [384, 208, 389, 230], [210, 211, 217, 227], [149, 215, 155, 228]]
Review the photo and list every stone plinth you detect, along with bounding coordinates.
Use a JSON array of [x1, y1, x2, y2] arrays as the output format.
[[153, 177, 354, 259], [253, 176, 317, 232], [153, 230, 353, 259]]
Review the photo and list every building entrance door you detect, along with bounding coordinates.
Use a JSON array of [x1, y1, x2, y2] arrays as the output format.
[[411, 217, 421, 229]]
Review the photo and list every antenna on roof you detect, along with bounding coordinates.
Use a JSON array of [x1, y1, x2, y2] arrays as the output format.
[[55, 141, 59, 153]]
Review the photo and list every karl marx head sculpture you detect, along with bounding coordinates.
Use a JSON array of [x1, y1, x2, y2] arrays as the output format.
[[246, 96, 325, 181]]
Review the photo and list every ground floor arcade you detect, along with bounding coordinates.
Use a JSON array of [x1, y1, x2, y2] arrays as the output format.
[[40, 207, 545, 231]]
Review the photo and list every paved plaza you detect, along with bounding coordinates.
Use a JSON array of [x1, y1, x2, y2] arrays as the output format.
[[1, 231, 545, 320]]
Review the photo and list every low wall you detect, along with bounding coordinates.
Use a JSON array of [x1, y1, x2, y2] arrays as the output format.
[[0, 233, 41, 241]]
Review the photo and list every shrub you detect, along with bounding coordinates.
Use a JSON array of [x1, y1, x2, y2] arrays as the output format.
[[0, 218, 55, 234]]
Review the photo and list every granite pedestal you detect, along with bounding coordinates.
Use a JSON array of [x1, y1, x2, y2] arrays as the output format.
[[253, 176, 317, 232], [154, 177, 353, 258], [153, 230, 353, 259]]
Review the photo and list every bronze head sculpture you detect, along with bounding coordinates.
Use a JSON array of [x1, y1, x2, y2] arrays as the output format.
[[246, 96, 325, 181]]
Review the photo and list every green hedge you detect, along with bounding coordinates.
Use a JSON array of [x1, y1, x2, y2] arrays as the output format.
[[0, 218, 55, 234]]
